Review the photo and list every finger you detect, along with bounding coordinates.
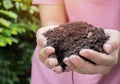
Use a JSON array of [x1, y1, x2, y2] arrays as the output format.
[[63, 57, 76, 70], [104, 29, 120, 53], [36, 25, 59, 48], [69, 55, 111, 74], [53, 65, 63, 74], [64, 66, 71, 72], [39, 46, 55, 62], [36, 34, 47, 48], [79, 49, 115, 66], [36, 27, 54, 48], [63, 57, 72, 66], [44, 58, 58, 69], [44, 59, 53, 69], [69, 55, 88, 71]]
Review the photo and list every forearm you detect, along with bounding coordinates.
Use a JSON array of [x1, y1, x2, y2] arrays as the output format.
[[39, 3, 67, 27]]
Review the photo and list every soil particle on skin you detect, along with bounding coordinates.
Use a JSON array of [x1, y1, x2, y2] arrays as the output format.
[[44, 21, 109, 70]]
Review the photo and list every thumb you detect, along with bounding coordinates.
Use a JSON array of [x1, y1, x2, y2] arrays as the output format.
[[36, 25, 59, 48], [104, 29, 120, 53]]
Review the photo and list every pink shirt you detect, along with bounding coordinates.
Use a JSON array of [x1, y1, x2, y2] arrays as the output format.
[[31, 0, 120, 84]]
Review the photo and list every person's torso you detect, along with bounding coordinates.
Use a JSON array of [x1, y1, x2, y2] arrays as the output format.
[[64, 0, 120, 30]]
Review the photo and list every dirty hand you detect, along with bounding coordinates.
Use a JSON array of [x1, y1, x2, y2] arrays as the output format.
[[64, 29, 120, 74], [36, 25, 64, 74]]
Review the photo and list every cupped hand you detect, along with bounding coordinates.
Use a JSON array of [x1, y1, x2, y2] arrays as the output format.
[[36, 25, 64, 74], [63, 29, 120, 74]]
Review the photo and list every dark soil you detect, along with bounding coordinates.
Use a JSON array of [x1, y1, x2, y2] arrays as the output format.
[[44, 21, 109, 70]]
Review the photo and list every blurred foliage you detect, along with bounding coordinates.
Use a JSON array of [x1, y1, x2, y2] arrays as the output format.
[[0, 0, 40, 84]]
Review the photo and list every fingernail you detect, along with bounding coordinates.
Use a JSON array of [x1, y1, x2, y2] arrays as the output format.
[[66, 66, 70, 70], [79, 49, 88, 56], [105, 44, 112, 53], [47, 46, 55, 53], [64, 57, 69, 62], [53, 67, 56, 72]]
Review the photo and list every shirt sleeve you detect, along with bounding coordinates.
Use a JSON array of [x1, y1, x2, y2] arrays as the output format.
[[32, 0, 64, 4]]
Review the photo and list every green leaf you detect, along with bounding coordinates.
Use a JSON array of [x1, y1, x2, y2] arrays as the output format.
[[29, 6, 39, 14], [7, 79, 13, 84], [0, 18, 11, 28], [7, 11, 17, 19], [0, 28, 3, 33], [3, 61, 11, 67], [0, 36, 6, 47], [11, 27, 18, 35], [0, 10, 17, 19], [15, 2, 20, 10], [19, 27, 26, 33], [0, 41, 6, 47], [3, 0, 14, 10], [5, 37, 12, 45], [11, 73, 19, 82], [11, 37, 18, 43], [20, 3, 27, 11], [2, 29, 12, 36]]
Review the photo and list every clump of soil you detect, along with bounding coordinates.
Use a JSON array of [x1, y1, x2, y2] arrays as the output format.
[[44, 21, 109, 70]]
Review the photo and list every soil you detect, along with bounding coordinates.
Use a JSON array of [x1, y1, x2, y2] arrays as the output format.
[[44, 21, 109, 70]]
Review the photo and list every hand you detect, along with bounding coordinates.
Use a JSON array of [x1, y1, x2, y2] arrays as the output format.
[[36, 25, 64, 74], [36, 25, 58, 48], [63, 29, 120, 74]]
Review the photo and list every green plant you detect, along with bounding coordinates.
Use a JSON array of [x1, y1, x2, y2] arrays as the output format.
[[0, 0, 39, 47], [0, 0, 40, 84]]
